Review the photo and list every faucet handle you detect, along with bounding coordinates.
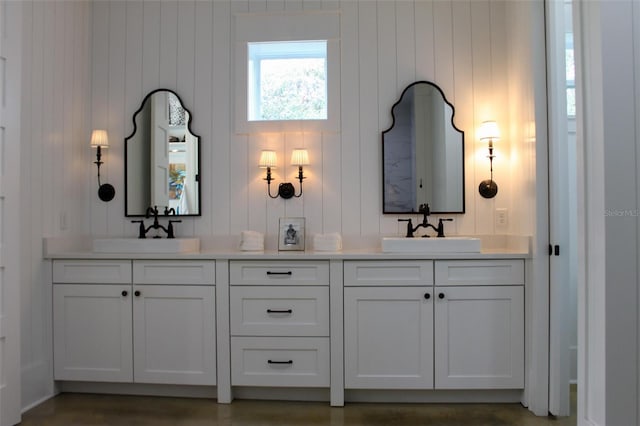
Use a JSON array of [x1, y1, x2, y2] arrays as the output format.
[[436, 218, 454, 238], [131, 220, 146, 239], [398, 218, 414, 238], [167, 220, 182, 239]]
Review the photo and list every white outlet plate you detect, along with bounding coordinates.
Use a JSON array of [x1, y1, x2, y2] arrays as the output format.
[[495, 208, 508, 228]]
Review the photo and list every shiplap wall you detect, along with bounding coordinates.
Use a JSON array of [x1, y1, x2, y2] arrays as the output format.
[[89, 0, 515, 241], [20, 0, 91, 408]]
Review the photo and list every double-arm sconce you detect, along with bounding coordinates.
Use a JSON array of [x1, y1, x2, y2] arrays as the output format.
[[90, 129, 116, 202], [478, 121, 500, 199], [259, 149, 309, 199]]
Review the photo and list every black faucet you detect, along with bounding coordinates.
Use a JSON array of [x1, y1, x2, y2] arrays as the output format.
[[131, 205, 178, 238], [398, 203, 453, 238]]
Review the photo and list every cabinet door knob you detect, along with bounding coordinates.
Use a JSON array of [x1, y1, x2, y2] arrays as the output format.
[[438, 292, 445, 299], [134, 290, 141, 297], [424, 293, 431, 300], [121, 290, 128, 297]]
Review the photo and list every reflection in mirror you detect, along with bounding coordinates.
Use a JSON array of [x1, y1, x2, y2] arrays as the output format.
[[125, 89, 200, 216], [382, 81, 464, 214]]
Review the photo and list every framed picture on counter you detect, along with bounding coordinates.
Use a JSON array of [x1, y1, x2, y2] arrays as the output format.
[[278, 217, 305, 251]]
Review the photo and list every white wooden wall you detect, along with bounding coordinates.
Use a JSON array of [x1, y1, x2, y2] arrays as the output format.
[[19, 0, 91, 409], [1, 1, 24, 423], [88, 0, 515, 241]]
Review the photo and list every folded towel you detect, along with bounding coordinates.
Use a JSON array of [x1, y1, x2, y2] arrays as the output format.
[[240, 230, 264, 251], [313, 233, 342, 251]]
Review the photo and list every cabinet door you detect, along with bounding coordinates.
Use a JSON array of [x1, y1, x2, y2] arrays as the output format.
[[344, 287, 433, 389], [53, 284, 133, 382], [434, 286, 524, 389], [133, 285, 216, 385]]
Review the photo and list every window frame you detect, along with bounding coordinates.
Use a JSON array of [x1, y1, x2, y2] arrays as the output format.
[[234, 11, 340, 134]]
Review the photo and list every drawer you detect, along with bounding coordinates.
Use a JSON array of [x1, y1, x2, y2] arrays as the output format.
[[53, 260, 131, 284], [434, 260, 524, 286], [230, 286, 329, 336], [231, 337, 330, 387], [344, 261, 434, 286], [133, 260, 215, 285], [230, 261, 329, 286]]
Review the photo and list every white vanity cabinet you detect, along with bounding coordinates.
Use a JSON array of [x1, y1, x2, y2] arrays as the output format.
[[343, 259, 525, 391], [433, 260, 524, 389], [53, 259, 216, 386], [343, 261, 434, 389], [229, 260, 330, 387]]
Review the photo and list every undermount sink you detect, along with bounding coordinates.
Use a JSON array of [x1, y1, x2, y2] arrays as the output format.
[[92, 238, 200, 254], [381, 236, 481, 253]]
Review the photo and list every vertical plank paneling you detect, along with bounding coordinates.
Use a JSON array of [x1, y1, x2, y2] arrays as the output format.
[[158, 1, 178, 90], [229, 1, 250, 235], [193, 0, 215, 236], [470, 0, 495, 234], [107, 0, 126, 235], [338, 0, 359, 237], [142, 1, 161, 95], [357, 1, 378, 235], [176, 1, 197, 237], [451, 0, 473, 235], [51, 1, 65, 236], [415, 0, 435, 80], [301, 131, 323, 237]]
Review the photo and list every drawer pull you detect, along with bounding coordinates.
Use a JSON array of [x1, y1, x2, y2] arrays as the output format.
[[268, 360, 293, 365], [266, 271, 293, 276], [267, 309, 293, 314]]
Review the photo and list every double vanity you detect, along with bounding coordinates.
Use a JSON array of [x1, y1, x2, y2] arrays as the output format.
[[48, 80, 529, 406], [46, 237, 528, 406]]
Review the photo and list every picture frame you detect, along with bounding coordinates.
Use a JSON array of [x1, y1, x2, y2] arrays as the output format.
[[278, 217, 305, 251]]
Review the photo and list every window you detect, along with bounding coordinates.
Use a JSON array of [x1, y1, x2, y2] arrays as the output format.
[[248, 41, 327, 121]]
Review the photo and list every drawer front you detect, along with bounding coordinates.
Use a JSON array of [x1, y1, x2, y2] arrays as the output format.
[[231, 337, 330, 387], [434, 260, 524, 286], [230, 261, 329, 286], [344, 261, 434, 286], [133, 260, 215, 285], [53, 260, 132, 284], [230, 286, 329, 336]]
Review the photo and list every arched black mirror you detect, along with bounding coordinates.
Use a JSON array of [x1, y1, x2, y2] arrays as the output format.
[[125, 89, 201, 216], [382, 81, 465, 214]]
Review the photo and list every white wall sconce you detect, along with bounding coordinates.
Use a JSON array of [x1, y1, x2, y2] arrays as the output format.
[[478, 121, 500, 199], [259, 148, 309, 199], [90, 129, 115, 202]]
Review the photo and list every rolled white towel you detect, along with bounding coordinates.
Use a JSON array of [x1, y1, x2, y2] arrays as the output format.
[[240, 230, 264, 251], [313, 233, 342, 251]]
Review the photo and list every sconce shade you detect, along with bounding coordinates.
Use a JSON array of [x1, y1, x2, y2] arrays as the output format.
[[291, 149, 309, 166], [478, 121, 500, 142], [90, 129, 109, 148], [259, 150, 277, 168]]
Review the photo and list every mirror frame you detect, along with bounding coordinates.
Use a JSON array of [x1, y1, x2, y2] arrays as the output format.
[[124, 88, 202, 217], [382, 81, 465, 214]]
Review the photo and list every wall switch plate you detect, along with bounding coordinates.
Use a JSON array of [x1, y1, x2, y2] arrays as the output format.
[[59, 211, 68, 231], [495, 208, 508, 228]]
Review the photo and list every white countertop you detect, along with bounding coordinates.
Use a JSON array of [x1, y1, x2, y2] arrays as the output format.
[[43, 235, 531, 260]]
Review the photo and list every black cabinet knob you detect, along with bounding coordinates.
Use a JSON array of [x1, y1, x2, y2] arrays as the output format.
[[438, 293, 445, 299], [121, 290, 128, 297], [134, 290, 141, 297], [424, 293, 431, 300]]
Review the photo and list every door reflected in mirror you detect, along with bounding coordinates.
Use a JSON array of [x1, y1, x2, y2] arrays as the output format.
[[382, 81, 464, 214], [125, 89, 201, 216]]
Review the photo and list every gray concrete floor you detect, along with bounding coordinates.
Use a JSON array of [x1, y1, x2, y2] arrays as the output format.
[[20, 389, 576, 426]]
